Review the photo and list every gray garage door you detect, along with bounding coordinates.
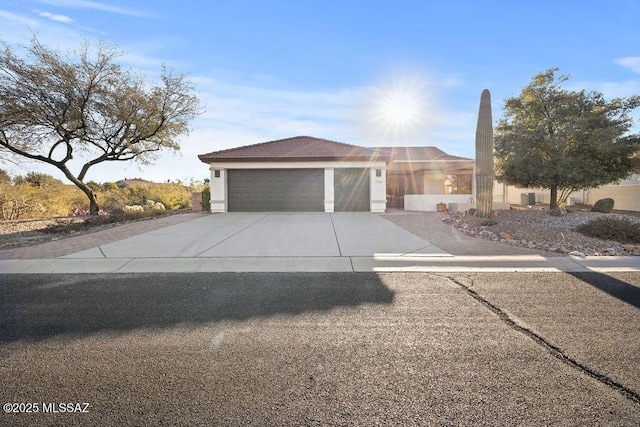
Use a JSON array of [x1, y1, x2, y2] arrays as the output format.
[[228, 169, 324, 212], [334, 168, 370, 212]]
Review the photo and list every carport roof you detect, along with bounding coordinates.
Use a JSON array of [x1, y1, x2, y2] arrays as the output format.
[[198, 136, 395, 163]]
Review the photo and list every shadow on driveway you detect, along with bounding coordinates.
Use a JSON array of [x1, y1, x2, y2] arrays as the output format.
[[568, 272, 640, 309], [0, 272, 395, 343]]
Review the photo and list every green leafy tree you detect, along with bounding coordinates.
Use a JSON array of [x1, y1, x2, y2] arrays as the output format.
[[494, 68, 640, 209], [0, 36, 201, 215]]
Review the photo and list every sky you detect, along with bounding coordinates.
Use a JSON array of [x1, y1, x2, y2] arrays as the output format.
[[1, 0, 639, 184]]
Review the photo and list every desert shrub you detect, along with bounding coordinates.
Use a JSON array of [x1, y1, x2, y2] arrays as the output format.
[[576, 216, 640, 243], [201, 186, 210, 212], [1, 174, 86, 219], [119, 205, 159, 220], [591, 198, 614, 213], [0, 172, 189, 219], [93, 185, 129, 213], [144, 200, 166, 211], [145, 183, 190, 209], [123, 205, 144, 213], [122, 183, 190, 210], [102, 182, 119, 191]]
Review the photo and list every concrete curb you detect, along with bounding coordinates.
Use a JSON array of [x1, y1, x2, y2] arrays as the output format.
[[1, 255, 637, 273]]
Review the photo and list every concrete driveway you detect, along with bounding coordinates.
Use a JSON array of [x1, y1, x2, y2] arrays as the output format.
[[63, 212, 449, 259], [1, 211, 638, 273]]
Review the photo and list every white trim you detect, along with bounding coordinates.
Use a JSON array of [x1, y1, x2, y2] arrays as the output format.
[[205, 160, 387, 169], [324, 168, 335, 212]]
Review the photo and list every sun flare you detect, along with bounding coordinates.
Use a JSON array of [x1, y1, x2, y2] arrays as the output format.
[[365, 77, 431, 143]]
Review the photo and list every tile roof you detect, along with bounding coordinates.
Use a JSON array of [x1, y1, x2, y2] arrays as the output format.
[[370, 146, 472, 162], [198, 136, 394, 162]]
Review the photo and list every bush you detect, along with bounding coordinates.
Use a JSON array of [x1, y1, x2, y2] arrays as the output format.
[[591, 198, 614, 213], [1, 175, 86, 219], [144, 200, 166, 211], [201, 186, 210, 212], [576, 216, 640, 243], [121, 183, 190, 210], [0, 173, 189, 219], [123, 205, 144, 214]]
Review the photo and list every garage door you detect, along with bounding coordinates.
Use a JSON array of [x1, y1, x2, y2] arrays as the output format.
[[228, 169, 324, 212], [334, 168, 370, 212]]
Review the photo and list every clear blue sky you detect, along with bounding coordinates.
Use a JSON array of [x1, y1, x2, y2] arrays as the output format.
[[1, 0, 639, 183]]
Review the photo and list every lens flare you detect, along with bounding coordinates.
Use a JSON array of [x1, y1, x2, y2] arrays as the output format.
[[362, 76, 432, 143]]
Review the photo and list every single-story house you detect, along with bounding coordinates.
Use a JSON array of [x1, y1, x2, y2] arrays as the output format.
[[200, 136, 639, 213], [197, 136, 478, 213]]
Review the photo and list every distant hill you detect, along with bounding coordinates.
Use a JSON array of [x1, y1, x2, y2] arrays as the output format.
[[115, 178, 153, 188]]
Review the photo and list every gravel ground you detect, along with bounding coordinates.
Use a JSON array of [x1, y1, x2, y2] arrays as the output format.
[[0, 211, 188, 250], [443, 209, 640, 256], [0, 217, 103, 250]]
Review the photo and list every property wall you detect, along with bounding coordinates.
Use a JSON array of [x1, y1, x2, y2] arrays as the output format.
[[191, 192, 203, 212], [496, 176, 640, 211], [404, 194, 474, 211], [583, 185, 640, 211]]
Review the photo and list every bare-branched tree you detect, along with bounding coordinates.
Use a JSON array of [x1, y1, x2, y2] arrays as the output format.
[[0, 36, 201, 214]]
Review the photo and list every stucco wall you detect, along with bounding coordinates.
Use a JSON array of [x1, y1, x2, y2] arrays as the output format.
[[496, 176, 640, 211], [405, 194, 474, 211], [584, 185, 640, 211]]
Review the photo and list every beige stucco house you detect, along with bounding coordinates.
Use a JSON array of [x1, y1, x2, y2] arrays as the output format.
[[198, 136, 639, 213], [198, 136, 480, 213]]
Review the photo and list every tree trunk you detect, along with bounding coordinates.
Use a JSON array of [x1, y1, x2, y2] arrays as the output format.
[[88, 191, 99, 215], [549, 185, 558, 210], [77, 183, 100, 215], [53, 165, 101, 215]]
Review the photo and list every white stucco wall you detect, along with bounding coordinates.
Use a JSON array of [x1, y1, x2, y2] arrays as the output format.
[[324, 168, 334, 212], [370, 167, 386, 213], [209, 167, 227, 213], [404, 194, 474, 211]]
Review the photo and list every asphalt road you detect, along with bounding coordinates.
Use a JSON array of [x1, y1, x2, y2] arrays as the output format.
[[1, 272, 639, 426]]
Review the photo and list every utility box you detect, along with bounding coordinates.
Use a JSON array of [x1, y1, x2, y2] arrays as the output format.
[[520, 192, 536, 205]]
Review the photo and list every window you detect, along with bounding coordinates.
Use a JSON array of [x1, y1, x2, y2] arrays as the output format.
[[375, 169, 382, 177], [214, 170, 221, 178], [445, 174, 472, 194]]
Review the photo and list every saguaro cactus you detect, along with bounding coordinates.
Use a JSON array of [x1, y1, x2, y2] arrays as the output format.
[[475, 89, 494, 218]]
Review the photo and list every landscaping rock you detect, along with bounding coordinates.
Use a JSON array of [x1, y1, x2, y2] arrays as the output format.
[[549, 207, 567, 217], [569, 251, 586, 257], [442, 210, 640, 257]]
